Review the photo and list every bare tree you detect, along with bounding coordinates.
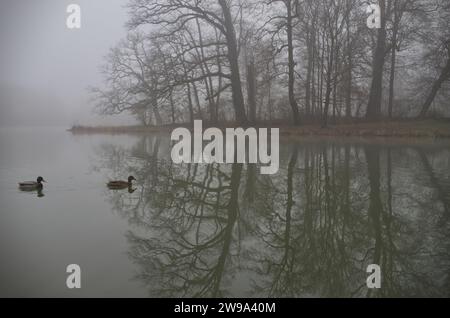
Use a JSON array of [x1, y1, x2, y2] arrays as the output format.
[[418, 0, 450, 117], [126, 0, 249, 125], [366, 0, 387, 121]]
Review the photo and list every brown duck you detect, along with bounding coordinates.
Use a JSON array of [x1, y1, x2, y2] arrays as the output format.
[[19, 176, 46, 190], [107, 176, 136, 189]]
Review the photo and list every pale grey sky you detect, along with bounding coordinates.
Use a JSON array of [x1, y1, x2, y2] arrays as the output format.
[[0, 0, 135, 126]]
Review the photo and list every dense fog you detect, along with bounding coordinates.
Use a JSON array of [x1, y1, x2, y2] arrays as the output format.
[[0, 0, 133, 126]]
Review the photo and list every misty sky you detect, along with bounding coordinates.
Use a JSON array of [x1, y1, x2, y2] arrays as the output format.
[[0, 0, 135, 126]]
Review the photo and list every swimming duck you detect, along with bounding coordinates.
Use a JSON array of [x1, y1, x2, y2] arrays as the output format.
[[107, 176, 136, 189], [19, 176, 46, 190]]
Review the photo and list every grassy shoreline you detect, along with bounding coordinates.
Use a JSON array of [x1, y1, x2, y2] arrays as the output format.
[[68, 119, 450, 138]]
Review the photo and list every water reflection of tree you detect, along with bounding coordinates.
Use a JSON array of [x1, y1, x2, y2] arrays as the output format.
[[125, 163, 243, 297], [95, 136, 450, 297], [248, 143, 370, 297], [94, 136, 164, 226]]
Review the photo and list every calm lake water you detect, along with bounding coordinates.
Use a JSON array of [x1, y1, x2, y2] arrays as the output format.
[[1, 127, 450, 297]]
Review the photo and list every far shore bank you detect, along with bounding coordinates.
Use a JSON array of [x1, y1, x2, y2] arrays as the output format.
[[68, 119, 450, 139]]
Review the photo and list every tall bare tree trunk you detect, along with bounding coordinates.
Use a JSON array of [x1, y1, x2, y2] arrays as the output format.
[[218, 0, 248, 125], [345, 6, 352, 118], [192, 82, 203, 120], [169, 89, 176, 124], [366, 0, 386, 121], [181, 58, 195, 125], [194, 18, 218, 124], [305, 26, 315, 117], [247, 59, 257, 123], [153, 103, 163, 125], [388, 1, 399, 119], [332, 43, 339, 121], [186, 83, 194, 126], [286, 0, 301, 125], [322, 33, 334, 128]]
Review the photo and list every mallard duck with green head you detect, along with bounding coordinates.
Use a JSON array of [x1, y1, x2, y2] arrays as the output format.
[[19, 176, 46, 190]]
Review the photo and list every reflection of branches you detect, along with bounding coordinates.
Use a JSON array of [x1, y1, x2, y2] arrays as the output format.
[[363, 145, 449, 297], [248, 143, 450, 298], [126, 162, 243, 297], [92, 135, 166, 226], [417, 150, 450, 220], [94, 136, 450, 297], [247, 144, 368, 297]]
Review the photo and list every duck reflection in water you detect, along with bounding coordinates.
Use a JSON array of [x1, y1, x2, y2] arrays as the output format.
[[19, 187, 45, 198]]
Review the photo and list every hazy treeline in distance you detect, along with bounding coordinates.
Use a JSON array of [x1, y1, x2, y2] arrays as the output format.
[[90, 0, 450, 127]]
